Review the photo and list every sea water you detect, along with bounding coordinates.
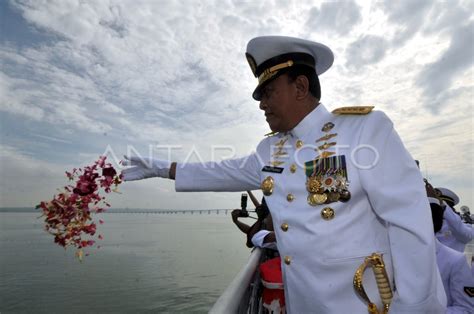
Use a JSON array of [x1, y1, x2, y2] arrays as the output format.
[[0, 210, 251, 313]]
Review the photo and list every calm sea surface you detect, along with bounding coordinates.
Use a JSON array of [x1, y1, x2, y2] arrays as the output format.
[[0, 211, 251, 313]]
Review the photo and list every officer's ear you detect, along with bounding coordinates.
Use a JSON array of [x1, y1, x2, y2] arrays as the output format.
[[294, 75, 309, 100]]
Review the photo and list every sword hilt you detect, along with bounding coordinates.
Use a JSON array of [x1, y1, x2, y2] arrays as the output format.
[[369, 254, 393, 313], [353, 253, 393, 314]]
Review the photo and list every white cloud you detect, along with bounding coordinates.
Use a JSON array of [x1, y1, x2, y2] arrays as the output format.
[[416, 21, 474, 112], [377, 0, 433, 46], [0, 0, 472, 210], [345, 35, 389, 71], [306, 1, 362, 36]]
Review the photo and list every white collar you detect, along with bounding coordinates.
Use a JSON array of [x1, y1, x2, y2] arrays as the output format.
[[290, 102, 331, 139]]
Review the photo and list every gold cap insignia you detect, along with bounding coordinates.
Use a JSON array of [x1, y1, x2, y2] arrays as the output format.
[[258, 60, 294, 86]]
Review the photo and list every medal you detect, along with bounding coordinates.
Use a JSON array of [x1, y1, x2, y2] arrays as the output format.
[[335, 175, 347, 189], [307, 193, 328, 206], [261, 176, 274, 196], [306, 176, 322, 193], [327, 191, 340, 202], [339, 190, 351, 202], [322, 176, 335, 190]]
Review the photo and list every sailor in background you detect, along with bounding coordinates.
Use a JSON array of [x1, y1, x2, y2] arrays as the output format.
[[460, 206, 474, 225], [436, 187, 474, 253], [426, 182, 474, 313], [122, 36, 446, 313]]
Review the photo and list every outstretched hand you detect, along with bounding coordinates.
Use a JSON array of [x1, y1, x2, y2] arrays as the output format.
[[121, 156, 172, 181]]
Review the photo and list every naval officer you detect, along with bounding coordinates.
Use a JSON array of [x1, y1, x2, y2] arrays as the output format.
[[122, 36, 446, 313], [435, 187, 474, 253], [426, 185, 474, 313]]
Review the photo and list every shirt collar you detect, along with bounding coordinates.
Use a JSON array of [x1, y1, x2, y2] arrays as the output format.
[[290, 102, 331, 139]]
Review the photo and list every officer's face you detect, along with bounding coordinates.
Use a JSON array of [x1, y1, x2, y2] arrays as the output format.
[[259, 74, 296, 132]]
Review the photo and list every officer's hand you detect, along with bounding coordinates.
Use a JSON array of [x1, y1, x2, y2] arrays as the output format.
[[231, 209, 241, 222], [121, 156, 171, 181]]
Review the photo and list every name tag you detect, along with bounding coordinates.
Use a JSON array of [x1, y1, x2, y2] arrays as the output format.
[[262, 166, 284, 173]]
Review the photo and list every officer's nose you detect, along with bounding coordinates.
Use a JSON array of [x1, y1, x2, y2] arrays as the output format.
[[259, 99, 267, 111]]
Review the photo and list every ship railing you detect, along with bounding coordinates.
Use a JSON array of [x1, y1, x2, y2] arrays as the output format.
[[209, 247, 262, 314]]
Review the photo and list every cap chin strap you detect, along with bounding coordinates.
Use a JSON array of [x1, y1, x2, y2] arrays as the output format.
[[439, 196, 455, 206], [258, 60, 294, 85]]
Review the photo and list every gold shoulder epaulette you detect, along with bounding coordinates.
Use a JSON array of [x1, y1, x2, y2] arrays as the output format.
[[264, 131, 279, 137], [332, 106, 374, 115]]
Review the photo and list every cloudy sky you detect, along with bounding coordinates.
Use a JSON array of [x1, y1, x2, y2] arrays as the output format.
[[0, 0, 472, 210]]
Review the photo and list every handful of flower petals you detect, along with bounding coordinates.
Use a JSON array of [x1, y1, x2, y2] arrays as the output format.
[[36, 156, 121, 261]]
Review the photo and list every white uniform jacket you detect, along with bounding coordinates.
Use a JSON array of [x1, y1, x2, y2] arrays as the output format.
[[175, 104, 446, 313], [436, 239, 474, 313], [437, 206, 474, 253]]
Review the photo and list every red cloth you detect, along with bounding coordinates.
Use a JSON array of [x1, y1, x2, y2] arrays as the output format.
[[259, 257, 285, 313]]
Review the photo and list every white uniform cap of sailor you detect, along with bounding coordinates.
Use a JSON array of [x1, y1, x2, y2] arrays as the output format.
[[246, 36, 334, 100], [436, 187, 460, 206]]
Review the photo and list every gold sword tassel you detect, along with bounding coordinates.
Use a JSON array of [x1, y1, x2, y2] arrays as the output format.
[[353, 253, 393, 314]]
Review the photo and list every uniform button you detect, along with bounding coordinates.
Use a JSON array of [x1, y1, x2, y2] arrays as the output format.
[[261, 176, 274, 196], [290, 164, 297, 173], [284, 255, 291, 265], [286, 193, 294, 202], [281, 222, 289, 232], [321, 207, 335, 220], [296, 140, 303, 149]]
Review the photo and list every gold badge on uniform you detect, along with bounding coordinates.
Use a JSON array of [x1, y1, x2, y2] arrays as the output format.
[[316, 133, 338, 142], [269, 136, 289, 169], [321, 122, 335, 132], [318, 141, 337, 151], [319, 151, 336, 158], [270, 160, 285, 166]]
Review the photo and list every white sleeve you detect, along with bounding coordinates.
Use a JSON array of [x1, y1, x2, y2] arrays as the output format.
[[251, 230, 277, 249], [357, 112, 446, 312], [175, 153, 262, 192], [446, 254, 474, 314], [251, 230, 270, 248], [428, 197, 441, 206], [444, 206, 474, 244]]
